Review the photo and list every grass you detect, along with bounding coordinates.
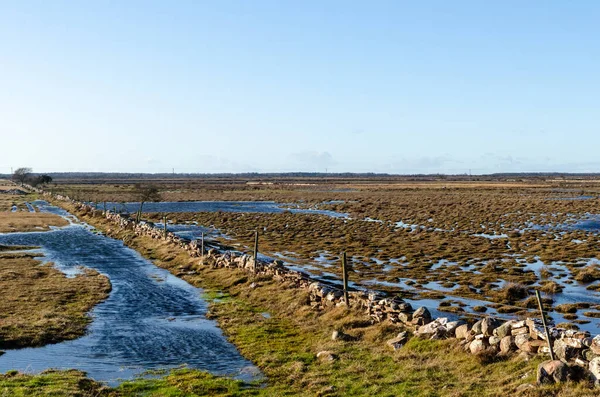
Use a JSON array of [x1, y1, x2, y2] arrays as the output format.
[[0, 369, 108, 396], [0, 185, 67, 232], [0, 213, 68, 233], [0, 249, 111, 348]]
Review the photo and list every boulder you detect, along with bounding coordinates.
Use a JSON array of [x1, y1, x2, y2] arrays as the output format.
[[515, 334, 531, 348], [397, 312, 412, 323], [583, 349, 600, 362], [500, 336, 516, 354], [412, 307, 432, 323], [481, 317, 502, 337], [527, 318, 546, 339], [445, 320, 463, 335], [511, 326, 529, 336], [520, 340, 546, 354], [411, 317, 428, 327], [469, 339, 488, 355], [537, 360, 569, 385], [471, 320, 483, 335], [553, 339, 577, 361], [560, 337, 583, 349], [590, 357, 600, 386], [590, 335, 600, 355], [511, 320, 526, 329], [417, 318, 448, 339], [494, 321, 514, 339], [455, 324, 471, 340], [489, 336, 501, 346], [386, 331, 409, 351]]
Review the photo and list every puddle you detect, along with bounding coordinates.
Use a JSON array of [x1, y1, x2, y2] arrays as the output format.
[[0, 202, 260, 385], [472, 233, 508, 239], [549, 196, 595, 201]]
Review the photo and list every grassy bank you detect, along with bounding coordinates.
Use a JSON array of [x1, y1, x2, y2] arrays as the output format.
[[0, 248, 111, 349], [15, 201, 591, 397]]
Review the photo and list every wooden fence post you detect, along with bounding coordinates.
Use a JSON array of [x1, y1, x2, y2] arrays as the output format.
[[201, 232, 205, 257], [535, 290, 555, 360], [342, 252, 349, 306], [163, 215, 167, 239], [253, 230, 259, 273]]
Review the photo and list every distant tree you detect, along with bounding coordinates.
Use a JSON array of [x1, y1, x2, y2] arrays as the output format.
[[29, 174, 53, 187], [12, 167, 32, 185], [133, 184, 161, 222]]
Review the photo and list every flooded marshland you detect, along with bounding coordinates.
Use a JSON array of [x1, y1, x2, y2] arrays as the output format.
[[117, 186, 600, 335], [54, 180, 600, 334], [0, 201, 259, 385]]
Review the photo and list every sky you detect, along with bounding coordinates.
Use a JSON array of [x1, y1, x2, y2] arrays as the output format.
[[1, 1, 600, 175]]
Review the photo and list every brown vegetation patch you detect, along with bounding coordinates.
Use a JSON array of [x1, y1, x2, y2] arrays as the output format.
[[0, 250, 111, 348], [0, 213, 68, 233]]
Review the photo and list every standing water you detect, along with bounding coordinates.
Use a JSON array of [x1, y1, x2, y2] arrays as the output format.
[[0, 201, 260, 385]]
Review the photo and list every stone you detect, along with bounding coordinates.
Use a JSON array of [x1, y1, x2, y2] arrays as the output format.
[[455, 324, 470, 340], [520, 340, 546, 354], [590, 357, 600, 385], [494, 321, 513, 339], [469, 339, 487, 355], [583, 349, 600, 362], [412, 307, 431, 322], [386, 331, 409, 351], [397, 312, 412, 323], [519, 341, 538, 354], [527, 318, 545, 339], [471, 320, 483, 335], [500, 336, 516, 354], [444, 320, 463, 335], [515, 334, 530, 348], [332, 329, 355, 342], [316, 351, 336, 363], [537, 360, 569, 385], [590, 335, 600, 355], [411, 317, 427, 327], [417, 318, 447, 338], [481, 317, 501, 337], [511, 320, 526, 329], [511, 326, 529, 336], [560, 337, 583, 349], [553, 339, 577, 361], [489, 336, 501, 346]]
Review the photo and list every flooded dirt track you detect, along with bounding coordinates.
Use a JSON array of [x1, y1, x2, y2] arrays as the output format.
[[0, 202, 259, 385]]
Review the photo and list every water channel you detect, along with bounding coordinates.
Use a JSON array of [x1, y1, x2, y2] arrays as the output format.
[[0, 201, 259, 385]]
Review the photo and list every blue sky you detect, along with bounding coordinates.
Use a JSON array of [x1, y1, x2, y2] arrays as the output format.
[[1, 1, 599, 174]]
